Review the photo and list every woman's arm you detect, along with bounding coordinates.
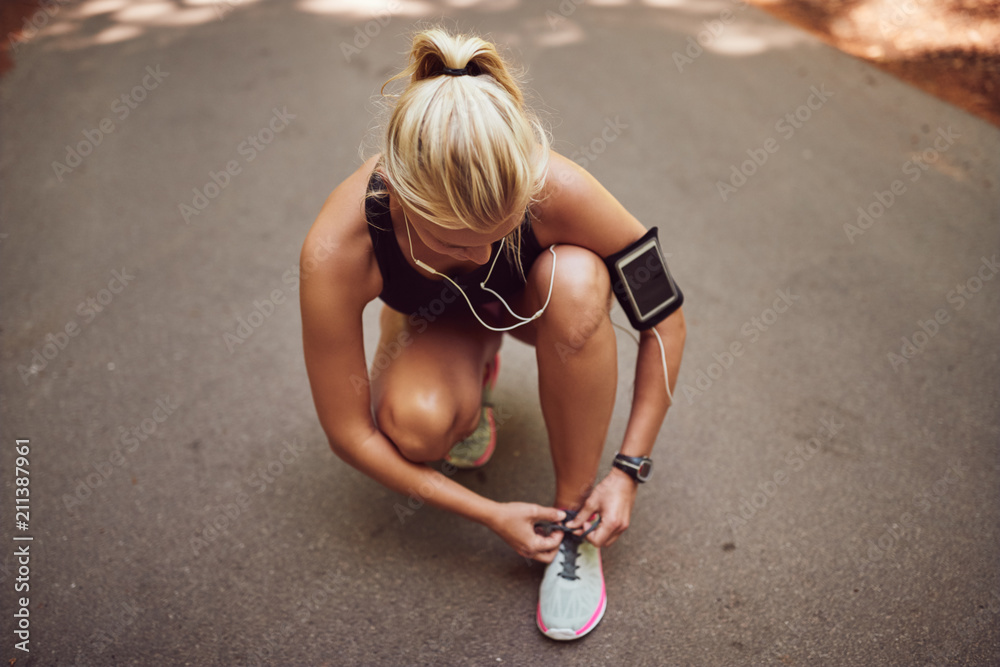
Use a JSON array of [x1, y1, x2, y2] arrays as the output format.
[[621, 308, 686, 457], [535, 152, 688, 545], [300, 172, 565, 560]]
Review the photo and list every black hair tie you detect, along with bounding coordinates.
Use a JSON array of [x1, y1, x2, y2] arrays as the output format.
[[441, 66, 469, 76]]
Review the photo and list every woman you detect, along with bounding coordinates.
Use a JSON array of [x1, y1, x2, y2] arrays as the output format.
[[300, 28, 685, 641]]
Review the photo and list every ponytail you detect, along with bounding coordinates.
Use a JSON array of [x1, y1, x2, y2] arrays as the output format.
[[376, 27, 550, 255], [382, 28, 525, 108]]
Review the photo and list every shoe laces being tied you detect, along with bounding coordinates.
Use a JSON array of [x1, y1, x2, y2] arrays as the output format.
[[534, 510, 602, 581]]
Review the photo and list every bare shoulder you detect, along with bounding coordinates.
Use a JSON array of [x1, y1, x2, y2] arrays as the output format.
[[300, 154, 383, 311], [537, 150, 599, 207], [532, 150, 647, 255]]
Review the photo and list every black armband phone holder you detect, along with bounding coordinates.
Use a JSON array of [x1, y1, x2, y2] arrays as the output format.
[[603, 226, 684, 330]]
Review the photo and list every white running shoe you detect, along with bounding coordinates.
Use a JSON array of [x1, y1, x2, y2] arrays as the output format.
[[536, 512, 606, 640]]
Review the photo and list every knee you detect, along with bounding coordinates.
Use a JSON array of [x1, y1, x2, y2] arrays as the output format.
[[533, 246, 612, 346], [375, 388, 471, 463]]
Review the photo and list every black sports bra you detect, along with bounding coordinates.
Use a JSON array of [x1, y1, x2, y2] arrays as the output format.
[[364, 171, 545, 320]]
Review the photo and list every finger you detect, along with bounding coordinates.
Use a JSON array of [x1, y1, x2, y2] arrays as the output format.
[[585, 517, 616, 547], [537, 506, 566, 524], [591, 532, 617, 548], [534, 548, 557, 564], [536, 535, 563, 561], [565, 501, 596, 530], [587, 527, 610, 548], [523, 541, 559, 564], [593, 515, 628, 548], [571, 511, 601, 538], [535, 532, 564, 553]]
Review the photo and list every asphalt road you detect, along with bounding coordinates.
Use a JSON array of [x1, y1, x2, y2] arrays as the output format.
[[1, 1, 998, 665]]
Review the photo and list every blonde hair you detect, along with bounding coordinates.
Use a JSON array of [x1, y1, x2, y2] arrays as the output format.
[[375, 28, 550, 255]]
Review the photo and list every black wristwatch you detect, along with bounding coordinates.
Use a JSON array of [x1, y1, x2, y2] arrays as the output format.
[[612, 454, 653, 484]]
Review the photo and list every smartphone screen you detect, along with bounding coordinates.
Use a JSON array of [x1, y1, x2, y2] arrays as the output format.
[[620, 243, 679, 322]]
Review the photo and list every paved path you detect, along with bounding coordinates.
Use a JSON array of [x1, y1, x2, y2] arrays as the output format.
[[1, 1, 998, 665]]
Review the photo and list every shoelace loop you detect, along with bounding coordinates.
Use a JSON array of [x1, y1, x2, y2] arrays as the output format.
[[534, 511, 601, 581]]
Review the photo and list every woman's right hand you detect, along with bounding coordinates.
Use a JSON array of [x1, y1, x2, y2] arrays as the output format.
[[488, 502, 567, 563]]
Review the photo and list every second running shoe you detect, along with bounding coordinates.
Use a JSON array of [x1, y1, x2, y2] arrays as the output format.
[[444, 354, 500, 469]]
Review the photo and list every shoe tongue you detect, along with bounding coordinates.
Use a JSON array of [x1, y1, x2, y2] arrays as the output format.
[[559, 533, 582, 580]]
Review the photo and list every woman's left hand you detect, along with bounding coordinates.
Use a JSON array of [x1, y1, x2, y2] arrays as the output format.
[[564, 468, 638, 548]]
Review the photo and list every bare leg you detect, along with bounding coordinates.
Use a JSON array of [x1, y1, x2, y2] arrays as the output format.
[[509, 246, 617, 511], [372, 305, 502, 462]]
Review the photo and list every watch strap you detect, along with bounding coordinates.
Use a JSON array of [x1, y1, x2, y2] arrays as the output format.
[[613, 454, 652, 483]]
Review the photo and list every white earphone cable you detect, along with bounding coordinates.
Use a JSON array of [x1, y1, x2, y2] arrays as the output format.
[[403, 211, 557, 333], [611, 320, 672, 405], [652, 326, 673, 406]]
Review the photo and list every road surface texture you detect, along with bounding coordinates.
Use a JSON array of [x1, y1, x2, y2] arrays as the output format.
[[1, 1, 998, 665]]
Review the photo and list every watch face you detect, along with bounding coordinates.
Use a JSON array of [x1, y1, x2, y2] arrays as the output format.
[[637, 460, 652, 482]]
